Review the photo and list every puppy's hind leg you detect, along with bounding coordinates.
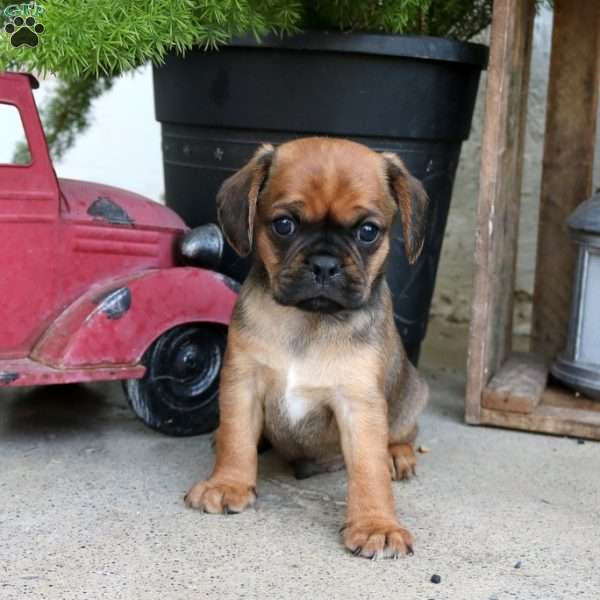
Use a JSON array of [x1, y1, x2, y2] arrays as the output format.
[[387, 359, 429, 482], [388, 429, 417, 482]]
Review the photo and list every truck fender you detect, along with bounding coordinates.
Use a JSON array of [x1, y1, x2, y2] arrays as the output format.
[[32, 268, 238, 368]]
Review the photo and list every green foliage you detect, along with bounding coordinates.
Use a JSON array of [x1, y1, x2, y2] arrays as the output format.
[[303, 0, 493, 39], [0, 1, 302, 79]]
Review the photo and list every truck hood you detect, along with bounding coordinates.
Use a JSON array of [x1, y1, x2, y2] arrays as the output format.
[[59, 178, 186, 232]]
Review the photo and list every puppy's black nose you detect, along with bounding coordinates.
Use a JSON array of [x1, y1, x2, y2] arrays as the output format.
[[308, 254, 340, 284]]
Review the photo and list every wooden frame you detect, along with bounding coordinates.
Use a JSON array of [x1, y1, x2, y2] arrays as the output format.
[[466, 0, 600, 440]]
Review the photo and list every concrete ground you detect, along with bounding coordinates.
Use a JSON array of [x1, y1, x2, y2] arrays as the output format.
[[1, 324, 599, 599]]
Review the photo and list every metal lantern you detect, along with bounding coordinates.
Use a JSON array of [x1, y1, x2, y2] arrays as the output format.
[[552, 194, 600, 399]]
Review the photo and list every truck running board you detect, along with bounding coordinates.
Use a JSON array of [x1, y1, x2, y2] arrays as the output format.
[[0, 358, 145, 388]]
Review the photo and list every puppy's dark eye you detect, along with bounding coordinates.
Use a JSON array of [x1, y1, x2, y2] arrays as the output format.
[[356, 222, 380, 244], [272, 216, 297, 237]]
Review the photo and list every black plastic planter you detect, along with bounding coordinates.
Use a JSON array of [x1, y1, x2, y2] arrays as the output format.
[[153, 32, 487, 363]]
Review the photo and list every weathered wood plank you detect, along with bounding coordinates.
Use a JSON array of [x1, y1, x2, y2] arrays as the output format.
[[480, 385, 600, 440], [543, 385, 600, 413], [466, 0, 536, 424], [531, 0, 600, 358], [482, 352, 548, 414]]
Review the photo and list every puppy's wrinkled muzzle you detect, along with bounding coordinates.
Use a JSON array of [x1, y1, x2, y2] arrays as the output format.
[[273, 271, 364, 313], [273, 261, 365, 313], [294, 254, 347, 312]]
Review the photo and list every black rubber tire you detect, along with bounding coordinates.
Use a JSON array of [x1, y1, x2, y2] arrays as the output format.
[[124, 323, 226, 436]]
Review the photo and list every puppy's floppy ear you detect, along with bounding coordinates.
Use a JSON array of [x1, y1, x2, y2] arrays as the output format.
[[382, 152, 429, 264], [216, 144, 275, 257]]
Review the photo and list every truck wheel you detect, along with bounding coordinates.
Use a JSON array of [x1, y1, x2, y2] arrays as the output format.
[[124, 323, 226, 436]]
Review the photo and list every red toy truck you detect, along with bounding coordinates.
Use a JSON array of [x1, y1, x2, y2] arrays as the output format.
[[0, 72, 238, 435]]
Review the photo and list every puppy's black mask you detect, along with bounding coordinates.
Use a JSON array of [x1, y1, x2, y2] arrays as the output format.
[[269, 220, 382, 313]]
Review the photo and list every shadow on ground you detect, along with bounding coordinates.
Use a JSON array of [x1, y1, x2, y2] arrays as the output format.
[[0, 381, 133, 441]]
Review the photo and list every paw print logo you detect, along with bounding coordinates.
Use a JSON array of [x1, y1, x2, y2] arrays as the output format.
[[4, 15, 44, 48]]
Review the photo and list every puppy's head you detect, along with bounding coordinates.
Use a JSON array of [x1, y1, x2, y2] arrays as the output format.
[[217, 138, 428, 313]]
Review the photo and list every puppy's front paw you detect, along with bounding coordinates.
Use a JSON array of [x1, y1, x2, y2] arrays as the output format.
[[389, 443, 417, 481], [343, 517, 414, 559], [184, 479, 256, 514]]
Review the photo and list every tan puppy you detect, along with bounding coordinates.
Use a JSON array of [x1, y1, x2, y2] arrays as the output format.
[[185, 137, 429, 559]]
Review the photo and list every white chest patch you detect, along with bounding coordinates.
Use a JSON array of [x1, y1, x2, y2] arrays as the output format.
[[285, 390, 309, 425], [283, 365, 311, 425]]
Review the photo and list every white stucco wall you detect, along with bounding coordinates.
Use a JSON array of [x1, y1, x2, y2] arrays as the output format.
[[25, 67, 164, 202]]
